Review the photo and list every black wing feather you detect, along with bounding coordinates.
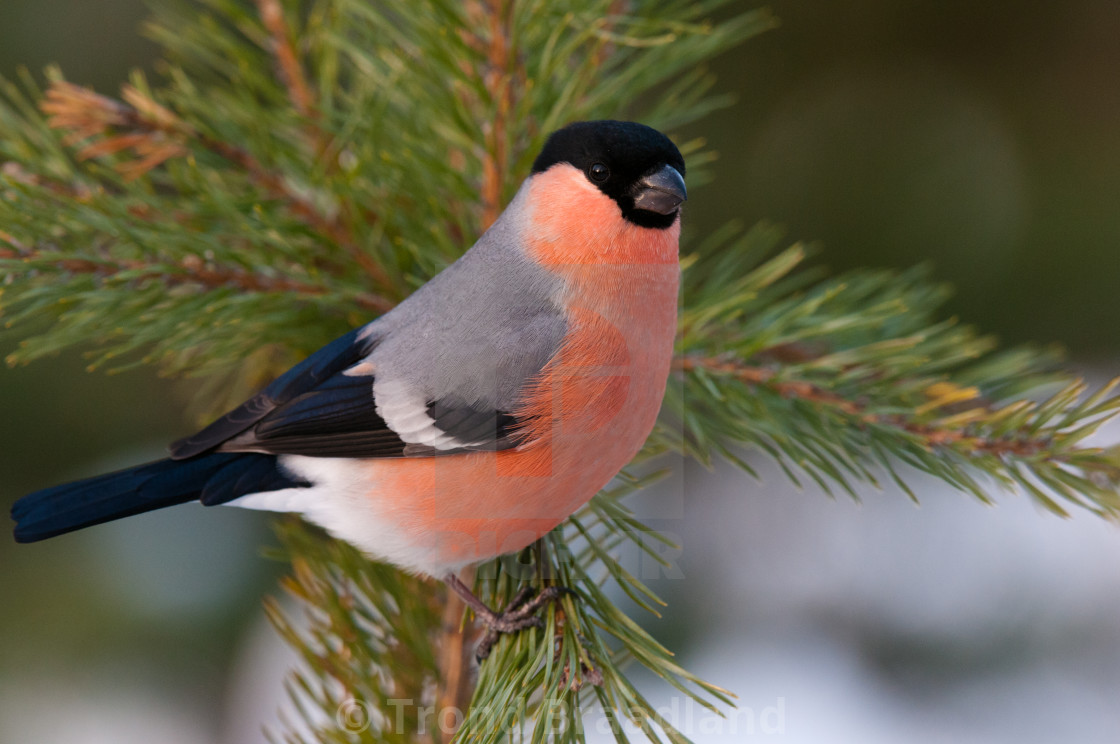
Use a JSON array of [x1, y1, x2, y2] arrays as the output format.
[[169, 327, 529, 460], [169, 328, 381, 459], [426, 400, 523, 450], [255, 376, 383, 439]]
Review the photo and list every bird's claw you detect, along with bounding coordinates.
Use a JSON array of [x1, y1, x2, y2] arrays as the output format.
[[474, 585, 574, 661]]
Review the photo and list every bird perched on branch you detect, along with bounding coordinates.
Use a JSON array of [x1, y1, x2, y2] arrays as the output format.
[[11, 120, 687, 658]]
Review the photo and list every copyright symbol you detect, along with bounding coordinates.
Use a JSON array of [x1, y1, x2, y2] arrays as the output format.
[[336, 698, 372, 733]]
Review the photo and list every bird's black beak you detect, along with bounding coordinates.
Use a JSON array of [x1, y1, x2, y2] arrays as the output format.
[[632, 164, 687, 215]]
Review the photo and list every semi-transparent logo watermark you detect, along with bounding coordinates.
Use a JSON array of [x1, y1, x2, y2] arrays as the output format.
[[336, 695, 786, 737]]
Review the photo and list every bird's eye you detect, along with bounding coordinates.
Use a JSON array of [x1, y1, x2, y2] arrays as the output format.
[[588, 162, 610, 182]]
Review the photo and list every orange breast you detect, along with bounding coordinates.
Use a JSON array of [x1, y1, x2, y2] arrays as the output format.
[[361, 166, 681, 569]]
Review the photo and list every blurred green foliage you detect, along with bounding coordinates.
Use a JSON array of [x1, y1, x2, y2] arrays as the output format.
[[688, 0, 1120, 354], [5, 1, 1120, 358]]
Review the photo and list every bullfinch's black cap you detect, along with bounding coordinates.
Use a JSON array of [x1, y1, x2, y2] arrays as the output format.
[[532, 121, 687, 229]]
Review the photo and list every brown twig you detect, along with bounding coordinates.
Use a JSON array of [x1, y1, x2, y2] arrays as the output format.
[[247, 3, 393, 291], [435, 568, 480, 740], [5, 246, 392, 313], [0, 231, 31, 258], [674, 355, 1052, 459], [199, 132, 397, 293], [254, 0, 316, 119], [1, 161, 96, 202], [476, 0, 514, 230]]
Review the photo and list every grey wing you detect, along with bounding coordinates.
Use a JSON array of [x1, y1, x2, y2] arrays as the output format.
[[169, 310, 566, 460], [368, 307, 567, 453], [171, 195, 569, 460]]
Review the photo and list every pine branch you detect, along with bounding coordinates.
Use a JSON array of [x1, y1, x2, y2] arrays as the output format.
[[674, 354, 1078, 460], [468, 0, 516, 229], [0, 233, 388, 313], [38, 78, 398, 297], [657, 224, 1120, 516], [265, 521, 445, 744], [5, 1, 1119, 743]]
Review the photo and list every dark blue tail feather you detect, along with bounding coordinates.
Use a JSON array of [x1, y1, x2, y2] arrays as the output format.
[[11, 452, 307, 543]]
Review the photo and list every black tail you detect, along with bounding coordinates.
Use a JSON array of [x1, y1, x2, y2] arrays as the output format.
[[11, 452, 307, 543]]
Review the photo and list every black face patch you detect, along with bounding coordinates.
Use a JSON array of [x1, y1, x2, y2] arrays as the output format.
[[531, 120, 687, 229]]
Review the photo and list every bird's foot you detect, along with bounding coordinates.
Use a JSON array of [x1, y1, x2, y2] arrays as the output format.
[[474, 585, 574, 661], [444, 574, 574, 662]]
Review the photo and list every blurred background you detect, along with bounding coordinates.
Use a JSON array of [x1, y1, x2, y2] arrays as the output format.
[[3, 1, 1120, 741]]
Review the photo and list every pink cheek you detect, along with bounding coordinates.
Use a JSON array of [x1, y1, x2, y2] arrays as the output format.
[[525, 167, 681, 268]]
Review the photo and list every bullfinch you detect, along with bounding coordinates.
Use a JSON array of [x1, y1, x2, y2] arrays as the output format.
[[11, 120, 687, 655]]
